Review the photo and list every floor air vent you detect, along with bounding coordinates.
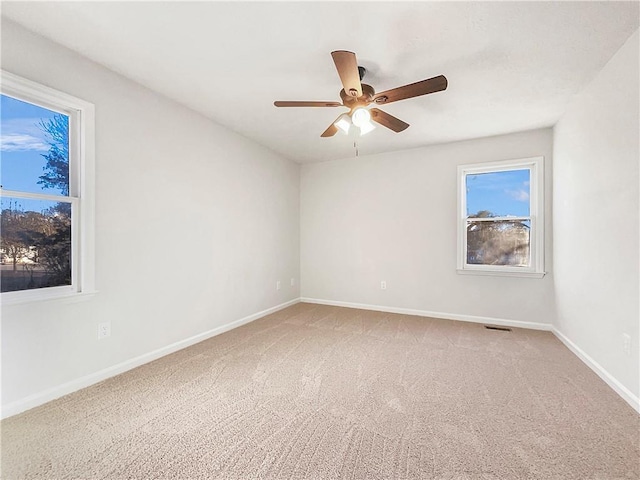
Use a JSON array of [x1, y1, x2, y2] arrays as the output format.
[[484, 325, 512, 332]]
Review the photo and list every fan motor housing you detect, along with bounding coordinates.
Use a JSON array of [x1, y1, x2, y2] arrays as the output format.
[[340, 83, 376, 107]]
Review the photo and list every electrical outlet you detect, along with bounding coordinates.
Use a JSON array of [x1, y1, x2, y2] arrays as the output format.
[[98, 322, 111, 340], [290, 278, 295, 287], [623, 333, 631, 356], [380, 281, 387, 290], [276, 280, 281, 291]]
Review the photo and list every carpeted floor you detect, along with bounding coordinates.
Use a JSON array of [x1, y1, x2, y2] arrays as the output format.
[[1, 303, 639, 479]]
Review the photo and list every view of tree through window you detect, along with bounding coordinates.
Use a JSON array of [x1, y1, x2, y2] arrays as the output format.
[[465, 169, 531, 267], [1, 94, 72, 292]]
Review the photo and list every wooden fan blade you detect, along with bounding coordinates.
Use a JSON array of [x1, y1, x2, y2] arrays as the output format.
[[373, 75, 448, 105], [274, 101, 342, 107], [370, 108, 410, 132], [331, 51, 362, 98], [321, 116, 342, 137]]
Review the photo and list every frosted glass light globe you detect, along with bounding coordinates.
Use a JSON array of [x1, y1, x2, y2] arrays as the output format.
[[333, 114, 351, 134], [351, 108, 371, 127], [358, 121, 375, 135]]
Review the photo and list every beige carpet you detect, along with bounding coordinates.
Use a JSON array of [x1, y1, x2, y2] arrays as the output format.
[[1, 303, 639, 479]]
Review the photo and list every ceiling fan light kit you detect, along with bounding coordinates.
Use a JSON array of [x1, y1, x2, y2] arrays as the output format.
[[331, 108, 376, 136], [274, 50, 448, 138]]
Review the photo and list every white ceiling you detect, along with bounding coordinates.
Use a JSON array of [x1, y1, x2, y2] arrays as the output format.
[[2, 1, 638, 163]]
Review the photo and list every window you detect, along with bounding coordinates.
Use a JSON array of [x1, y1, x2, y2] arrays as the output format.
[[1, 71, 95, 303], [457, 157, 544, 278]]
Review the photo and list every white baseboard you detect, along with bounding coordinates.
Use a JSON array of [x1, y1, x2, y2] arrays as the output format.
[[1, 298, 300, 419], [300, 297, 552, 331], [552, 327, 640, 413]]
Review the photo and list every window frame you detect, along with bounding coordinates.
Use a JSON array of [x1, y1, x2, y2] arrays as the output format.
[[456, 156, 545, 278], [1, 70, 95, 304]]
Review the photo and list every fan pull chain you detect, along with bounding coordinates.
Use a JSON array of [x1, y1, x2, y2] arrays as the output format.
[[354, 141, 359, 157]]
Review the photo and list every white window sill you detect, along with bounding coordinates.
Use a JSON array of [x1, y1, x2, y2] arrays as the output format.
[[1, 290, 98, 307], [457, 269, 546, 279]]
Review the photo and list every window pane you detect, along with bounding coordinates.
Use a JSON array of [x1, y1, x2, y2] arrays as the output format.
[[466, 169, 530, 218], [1, 95, 70, 196], [1, 197, 71, 292], [467, 220, 530, 267]]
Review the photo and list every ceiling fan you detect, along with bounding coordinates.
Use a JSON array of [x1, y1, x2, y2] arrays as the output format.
[[274, 50, 448, 137]]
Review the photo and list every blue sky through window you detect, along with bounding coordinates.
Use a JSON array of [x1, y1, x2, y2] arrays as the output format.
[[1, 94, 67, 195], [466, 169, 530, 217], [0, 196, 61, 217]]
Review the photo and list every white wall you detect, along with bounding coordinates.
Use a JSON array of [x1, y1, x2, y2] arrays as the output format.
[[553, 30, 639, 401], [1, 20, 300, 413], [301, 128, 555, 327]]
